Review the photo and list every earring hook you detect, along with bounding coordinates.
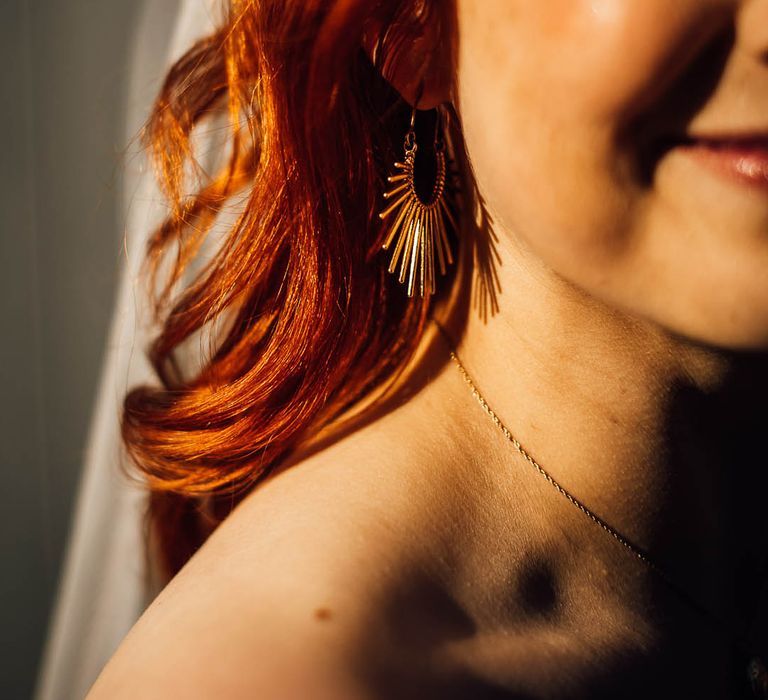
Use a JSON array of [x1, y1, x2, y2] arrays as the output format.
[[409, 78, 426, 129], [405, 78, 426, 151]]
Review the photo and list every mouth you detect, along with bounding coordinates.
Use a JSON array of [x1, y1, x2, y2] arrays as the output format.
[[661, 133, 768, 192]]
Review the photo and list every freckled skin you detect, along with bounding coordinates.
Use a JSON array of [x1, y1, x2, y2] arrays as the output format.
[[455, 0, 768, 348]]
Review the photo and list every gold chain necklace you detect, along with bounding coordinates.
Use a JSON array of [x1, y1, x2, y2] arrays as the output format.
[[434, 319, 768, 698]]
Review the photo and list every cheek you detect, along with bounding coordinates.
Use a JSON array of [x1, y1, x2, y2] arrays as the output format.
[[455, 0, 726, 281], [519, 1, 725, 120]]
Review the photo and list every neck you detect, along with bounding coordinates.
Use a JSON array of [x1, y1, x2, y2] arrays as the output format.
[[433, 219, 768, 647]]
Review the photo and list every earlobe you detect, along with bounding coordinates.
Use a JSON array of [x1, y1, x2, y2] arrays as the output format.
[[361, 7, 455, 110]]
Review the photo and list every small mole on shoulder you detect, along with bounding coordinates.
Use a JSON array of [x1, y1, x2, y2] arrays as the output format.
[[314, 606, 333, 621]]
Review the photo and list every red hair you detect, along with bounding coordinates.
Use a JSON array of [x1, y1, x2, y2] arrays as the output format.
[[121, 0, 462, 584]]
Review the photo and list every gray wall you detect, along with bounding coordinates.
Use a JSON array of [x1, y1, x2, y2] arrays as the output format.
[[0, 1, 142, 697]]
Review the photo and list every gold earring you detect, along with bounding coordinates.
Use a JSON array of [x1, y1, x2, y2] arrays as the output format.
[[378, 102, 458, 297]]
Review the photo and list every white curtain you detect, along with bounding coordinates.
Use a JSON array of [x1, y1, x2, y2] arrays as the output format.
[[33, 2, 229, 698]]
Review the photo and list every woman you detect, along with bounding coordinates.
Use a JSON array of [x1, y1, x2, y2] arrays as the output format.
[[87, 0, 768, 697]]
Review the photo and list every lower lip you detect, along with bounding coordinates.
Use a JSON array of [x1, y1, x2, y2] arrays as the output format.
[[675, 141, 768, 193]]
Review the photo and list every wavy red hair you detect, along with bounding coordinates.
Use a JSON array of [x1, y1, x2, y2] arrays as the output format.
[[121, 0, 462, 584]]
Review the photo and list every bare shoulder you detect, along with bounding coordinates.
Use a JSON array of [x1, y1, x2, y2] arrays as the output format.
[[87, 389, 476, 699]]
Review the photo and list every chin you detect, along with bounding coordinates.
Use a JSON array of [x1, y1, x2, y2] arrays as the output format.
[[666, 313, 768, 353]]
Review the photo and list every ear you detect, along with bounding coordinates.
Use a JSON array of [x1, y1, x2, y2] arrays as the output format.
[[362, 4, 456, 110]]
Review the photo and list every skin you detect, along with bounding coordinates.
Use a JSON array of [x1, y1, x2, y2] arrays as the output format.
[[451, 0, 768, 349], [87, 1, 768, 698], [428, 0, 768, 694]]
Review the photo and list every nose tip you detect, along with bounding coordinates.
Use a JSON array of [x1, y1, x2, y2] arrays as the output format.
[[737, 0, 768, 60]]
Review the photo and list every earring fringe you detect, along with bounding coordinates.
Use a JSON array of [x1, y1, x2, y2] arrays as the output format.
[[378, 108, 458, 297]]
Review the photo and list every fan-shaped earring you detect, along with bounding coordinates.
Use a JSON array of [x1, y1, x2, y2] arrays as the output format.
[[378, 104, 458, 297]]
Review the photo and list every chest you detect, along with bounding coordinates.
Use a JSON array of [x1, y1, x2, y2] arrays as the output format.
[[376, 543, 741, 699]]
